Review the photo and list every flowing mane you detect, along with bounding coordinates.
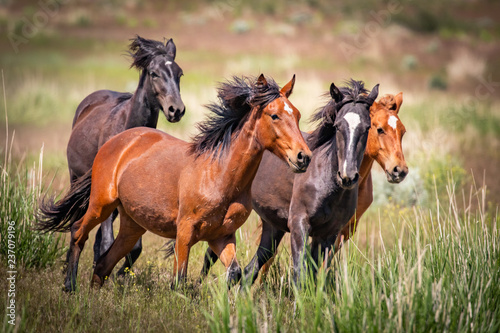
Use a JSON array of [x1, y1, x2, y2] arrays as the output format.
[[307, 79, 369, 150], [191, 75, 281, 158], [128, 35, 175, 70]]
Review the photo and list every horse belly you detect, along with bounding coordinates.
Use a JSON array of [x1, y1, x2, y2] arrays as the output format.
[[116, 143, 182, 239]]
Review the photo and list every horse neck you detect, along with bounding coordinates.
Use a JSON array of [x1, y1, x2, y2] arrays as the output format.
[[359, 152, 375, 184], [127, 70, 160, 128], [214, 113, 264, 197]]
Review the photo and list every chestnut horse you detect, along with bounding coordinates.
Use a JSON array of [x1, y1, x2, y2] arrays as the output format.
[[66, 36, 185, 275], [38, 74, 311, 291], [200, 80, 379, 285]]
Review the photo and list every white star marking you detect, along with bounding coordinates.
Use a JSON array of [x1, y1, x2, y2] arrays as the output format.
[[388, 115, 398, 129]]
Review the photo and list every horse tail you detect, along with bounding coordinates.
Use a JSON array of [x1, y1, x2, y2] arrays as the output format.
[[37, 169, 92, 233], [162, 240, 176, 259]]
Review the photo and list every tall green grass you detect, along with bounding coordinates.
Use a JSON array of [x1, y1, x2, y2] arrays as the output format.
[[0, 133, 66, 269], [203, 179, 500, 332]]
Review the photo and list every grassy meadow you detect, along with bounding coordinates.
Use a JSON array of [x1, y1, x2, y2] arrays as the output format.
[[1, 0, 500, 332]]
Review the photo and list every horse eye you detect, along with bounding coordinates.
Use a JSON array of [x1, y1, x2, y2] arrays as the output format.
[[377, 127, 385, 135], [271, 114, 279, 120], [149, 71, 159, 78]]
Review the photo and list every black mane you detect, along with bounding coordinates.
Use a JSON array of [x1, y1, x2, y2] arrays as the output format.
[[307, 79, 369, 151], [191, 75, 281, 158], [128, 36, 173, 70]]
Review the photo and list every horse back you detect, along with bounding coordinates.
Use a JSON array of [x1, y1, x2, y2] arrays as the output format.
[[72, 90, 132, 128], [93, 127, 187, 237]]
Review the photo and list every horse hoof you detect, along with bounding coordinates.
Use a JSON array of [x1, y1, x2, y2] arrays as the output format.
[[62, 283, 76, 293], [227, 267, 242, 288]]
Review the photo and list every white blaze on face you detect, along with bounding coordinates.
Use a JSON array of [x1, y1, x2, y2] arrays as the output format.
[[388, 115, 398, 130], [343, 112, 361, 175], [284, 101, 293, 115], [165, 61, 172, 65]]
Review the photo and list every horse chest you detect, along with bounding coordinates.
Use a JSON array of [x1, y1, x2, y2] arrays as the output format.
[[309, 189, 358, 235], [197, 195, 252, 240]]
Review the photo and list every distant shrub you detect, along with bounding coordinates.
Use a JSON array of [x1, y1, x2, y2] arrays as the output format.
[[401, 54, 418, 70], [428, 74, 448, 90]]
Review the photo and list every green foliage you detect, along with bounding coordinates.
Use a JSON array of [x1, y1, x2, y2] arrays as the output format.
[[203, 181, 500, 332], [428, 74, 448, 91], [0, 151, 66, 269]]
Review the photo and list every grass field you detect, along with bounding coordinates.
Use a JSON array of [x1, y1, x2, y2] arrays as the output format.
[[1, 1, 500, 332]]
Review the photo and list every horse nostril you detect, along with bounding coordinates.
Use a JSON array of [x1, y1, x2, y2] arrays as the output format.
[[168, 106, 175, 113], [297, 151, 303, 162], [393, 166, 400, 174], [353, 173, 359, 183]]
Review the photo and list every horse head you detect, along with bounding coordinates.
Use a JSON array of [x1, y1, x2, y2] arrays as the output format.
[[333, 80, 379, 189], [129, 36, 185, 123], [253, 74, 312, 173], [367, 93, 408, 183]]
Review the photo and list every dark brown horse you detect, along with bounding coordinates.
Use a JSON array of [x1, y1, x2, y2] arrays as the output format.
[[252, 92, 408, 278], [334, 92, 408, 251], [66, 36, 185, 275], [38, 74, 311, 291], [200, 80, 379, 285]]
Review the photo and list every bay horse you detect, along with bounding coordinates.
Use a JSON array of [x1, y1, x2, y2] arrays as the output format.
[[66, 36, 185, 275], [38, 74, 312, 292], [200, 80, 379, 285]]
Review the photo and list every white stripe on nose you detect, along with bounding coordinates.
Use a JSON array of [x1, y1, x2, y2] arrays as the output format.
[[343, 112, 361, 175]]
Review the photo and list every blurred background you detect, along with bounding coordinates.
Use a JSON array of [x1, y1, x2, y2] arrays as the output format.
[[1, 0, 499, 249]]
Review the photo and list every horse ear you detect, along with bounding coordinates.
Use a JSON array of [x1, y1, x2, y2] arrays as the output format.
[[330, 83, 343, 103], [165, 38, 176, 60], [256, 74, 268, 88], [280, 74, 295, 98], [367, 84, 379, 104], [394, 92, 403, 114]]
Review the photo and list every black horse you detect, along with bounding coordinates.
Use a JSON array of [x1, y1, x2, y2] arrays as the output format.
[[200, 80, 378, 284], [66, 36, 185, 275]]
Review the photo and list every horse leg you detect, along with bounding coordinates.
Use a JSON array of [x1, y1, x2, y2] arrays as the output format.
[[208, 234, 241, 287], [310, 237, 335, 276], [335, 173, 373, 253], [243, 218, 284, 285], [93, 209, 118, 265], [288, 213, 310, 286], [172, 225, 195, 286], [116, 237, 143, 277], [92, 211, 146, 288], [64, 201, 117, 292], [200, 247, 219, 279]]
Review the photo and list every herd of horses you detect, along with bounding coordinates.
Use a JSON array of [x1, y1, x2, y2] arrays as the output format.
[[37, 36, 408, 292]]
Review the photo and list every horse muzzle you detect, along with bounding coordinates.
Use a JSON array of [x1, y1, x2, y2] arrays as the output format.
[[385, 165, 408, 184], [337, 171, 359, 189], [288, 150, 311, 173]]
